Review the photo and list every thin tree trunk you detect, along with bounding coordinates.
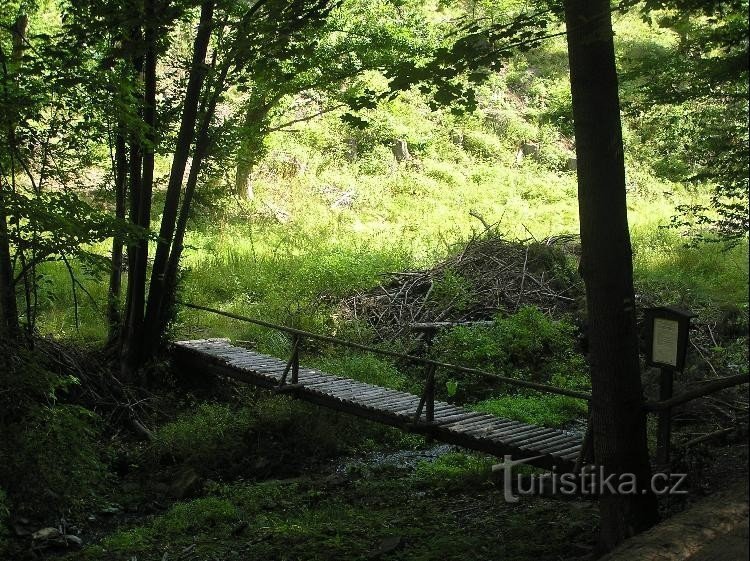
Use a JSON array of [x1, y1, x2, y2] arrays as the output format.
[[154, 69, 228, 341], [0, 177, 18, 339], [0, 14, 28, 340], [564, 0, 658, 551], [140, 1, 215, 357], [234, 99, 276, 198], [107, 124, 128, 344], [121, 22, 146, 376]]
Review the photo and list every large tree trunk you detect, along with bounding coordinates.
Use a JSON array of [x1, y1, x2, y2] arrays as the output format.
[[564, 0, 659, 551]]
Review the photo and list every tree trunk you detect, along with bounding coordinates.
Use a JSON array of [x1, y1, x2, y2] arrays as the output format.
[[564, 0, 659, 551], [107, 124, 128, 344], [140, 0, 215, 359], [233, 98, 278, 198], [0, 180, 18, 339], [234, 157, 254, 199], [120, 22, 146, 376], [0, 14, 28, 340], [124, 0, 158, 376]]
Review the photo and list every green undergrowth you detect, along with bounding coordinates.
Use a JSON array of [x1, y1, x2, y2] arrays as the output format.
[[0, 344, 110, 524], [472, 394, 587, 429], [76, 458, 598, 561], [430, 307, 588, 398], [148, 394, 423, 478]]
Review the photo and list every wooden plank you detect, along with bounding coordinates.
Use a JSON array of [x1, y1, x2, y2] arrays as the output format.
[[484, 423, 539, 440], [354, 392, 412, 407], [499, 427, 558, 445], [513, 432, 571, 450], [364, 396, 420, 412], [442, 415, 499, 432], [520, 433, 575, 450], [534, 439, 581, 455], [461, 420, 520, 437], [432, 412, 488, 426]]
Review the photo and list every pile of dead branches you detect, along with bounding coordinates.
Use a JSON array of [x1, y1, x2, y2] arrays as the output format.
[[338, 233, 585, 339]]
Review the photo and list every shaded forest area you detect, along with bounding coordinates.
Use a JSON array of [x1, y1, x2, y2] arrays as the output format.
[[0, 0, 748, 559]]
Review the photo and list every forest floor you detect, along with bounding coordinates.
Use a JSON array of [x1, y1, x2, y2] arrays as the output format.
[[4, 366, 743, 561]]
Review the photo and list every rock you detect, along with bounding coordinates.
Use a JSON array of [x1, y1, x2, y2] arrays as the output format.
[[390, 139, 411, 162], [331, 190, 355, 209], [520, 142, 540, 157], [345, 137, 358, 161], [12, 519, 33, 537], [32, 527, 62, 541], [63, 534, 83, 548], [368, 536, 404, 558], [515, 142, 541, 165], [100, 504, 122, 515], [169, 467, 203, 499]]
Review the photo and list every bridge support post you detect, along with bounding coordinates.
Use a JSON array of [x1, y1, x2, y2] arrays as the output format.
[[656, 366, 674, 465]]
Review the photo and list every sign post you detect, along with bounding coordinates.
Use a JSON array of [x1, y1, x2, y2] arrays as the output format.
[[644, 306, 696, 465]]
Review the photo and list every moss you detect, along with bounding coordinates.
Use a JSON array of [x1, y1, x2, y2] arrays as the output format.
[[0, 404, 107, 516]]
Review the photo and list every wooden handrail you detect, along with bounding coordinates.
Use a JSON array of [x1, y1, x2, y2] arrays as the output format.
[[177, 300, 592, 401], [644, 374, 749, 411]]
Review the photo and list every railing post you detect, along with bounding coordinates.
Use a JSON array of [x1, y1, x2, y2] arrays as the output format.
[[278, 335, 301, 387], [291, 334, 300, 384], [425, 364, 436, 422], [414, 364, 437, 423], [656, 366, 674, 465]]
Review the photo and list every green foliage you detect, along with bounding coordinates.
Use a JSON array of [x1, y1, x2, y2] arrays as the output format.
[[413, 452, 492, 485], [622, 1, 749, 243], [472, 394, 587, 428], [430, 307, 588, 401], [429, 270, 473, 314], [153, 497, 240, 537], [152, 403, 256, 464], [0, 404, 107, 515], [310, 352, 411, 391]]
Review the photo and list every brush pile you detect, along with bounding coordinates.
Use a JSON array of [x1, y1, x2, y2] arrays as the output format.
[[339, 233, 585, 339]]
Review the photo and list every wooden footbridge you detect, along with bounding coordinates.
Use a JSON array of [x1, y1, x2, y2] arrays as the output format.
[[174, 302, 749, 477], [173, 303, 594, 473]]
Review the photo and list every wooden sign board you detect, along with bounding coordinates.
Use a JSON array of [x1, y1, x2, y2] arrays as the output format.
[[644, 306, 695, 372]]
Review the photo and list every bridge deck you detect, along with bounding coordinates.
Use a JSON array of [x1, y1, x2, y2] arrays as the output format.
[[173, 339, 583, 471]]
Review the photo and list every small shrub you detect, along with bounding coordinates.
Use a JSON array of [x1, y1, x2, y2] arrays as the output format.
[[152, 403, 256, 464], [462, 130, 505, 161], [152, 497, 240, 537], [472, 394, 587, 428], [0, 404, 107, 515], [429, 270, 473, 315], [431, 307, 588, 401], [414, 453, 492, 485]]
